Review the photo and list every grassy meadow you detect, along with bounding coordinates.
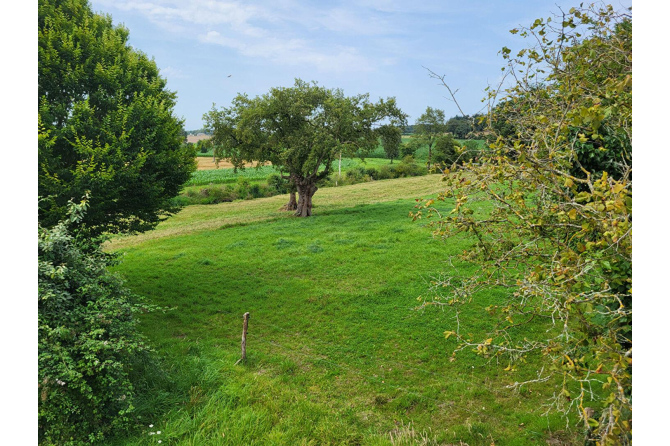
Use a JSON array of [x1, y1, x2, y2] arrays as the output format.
[[106, 174, 582, 445]]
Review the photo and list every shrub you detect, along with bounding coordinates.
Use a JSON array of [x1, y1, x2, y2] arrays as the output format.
[[432, 134, 460, 167], [365, 167, 379, 180], [267, 173, 290, 194], [346, 167, 367, 181], [236, 177, 251, 199], [400, 142, 416, 158], [394, 155, 426, 177], [38, 197, 153, 445], [377, 164, 395, 180], [249, 183, 263, 198]]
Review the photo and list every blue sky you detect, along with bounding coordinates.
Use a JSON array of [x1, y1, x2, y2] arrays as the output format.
[[88, 0, 632, 130]]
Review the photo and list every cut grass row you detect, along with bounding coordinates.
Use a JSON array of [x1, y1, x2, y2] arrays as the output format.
[[107, 175, 583, 445]]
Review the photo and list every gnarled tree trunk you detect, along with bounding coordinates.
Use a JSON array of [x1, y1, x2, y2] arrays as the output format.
[[295, 181, 318, 217], [282, 191, 297, 211]]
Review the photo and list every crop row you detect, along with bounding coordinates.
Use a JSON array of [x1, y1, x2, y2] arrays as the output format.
[[186, 158, 363, 186]]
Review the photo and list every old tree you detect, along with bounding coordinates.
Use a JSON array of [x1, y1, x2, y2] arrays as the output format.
[[414, 4, 632, 444], [204, 79, 407, 216]]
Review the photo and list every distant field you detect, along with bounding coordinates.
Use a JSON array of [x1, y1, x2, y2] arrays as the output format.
[[187, 157, 397, 186], [195, 138, 488, 160]]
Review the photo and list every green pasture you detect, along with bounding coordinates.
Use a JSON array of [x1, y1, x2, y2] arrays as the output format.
[[107, 175, 583, 445]]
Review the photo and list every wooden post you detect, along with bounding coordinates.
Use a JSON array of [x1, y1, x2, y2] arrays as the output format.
[[236, 312, 250, 365]]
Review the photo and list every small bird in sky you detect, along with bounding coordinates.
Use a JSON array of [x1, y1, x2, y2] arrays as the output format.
[[227, 74, 232, 78]]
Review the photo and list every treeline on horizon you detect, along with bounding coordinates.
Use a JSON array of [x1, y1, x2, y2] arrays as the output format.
[[186, 113, 486, 139]]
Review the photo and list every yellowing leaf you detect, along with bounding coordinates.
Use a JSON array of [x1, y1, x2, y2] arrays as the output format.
[[587, 418, 599, 428]]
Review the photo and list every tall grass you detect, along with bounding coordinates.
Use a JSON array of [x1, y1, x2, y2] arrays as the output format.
[[106, 176, 582, 445]]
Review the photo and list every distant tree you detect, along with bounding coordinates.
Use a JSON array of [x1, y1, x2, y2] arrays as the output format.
[[413, 107, 448, 169], [204, 79, 406, 217], [38, 0, 196, 236], [380, 125, 402, 163], [196, 138, 213, 154], [445, 115, 471, 139], [445, 114, 487, 139]]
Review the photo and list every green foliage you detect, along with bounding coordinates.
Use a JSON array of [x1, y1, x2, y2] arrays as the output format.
[[267, 173, 291, 194], [204, 79, 407, 216], [431, 134, 460, 168], [445, 114, 486, 139], [379, 125, 402, 163], [400, 141, 416, 158], [38, 0, 196, 236], [415, 5, 632, 444], [38, 198, 153, 445], [413, 107, 448, 168], [321, 156, 427, 187], [196, 138, 213, 154]]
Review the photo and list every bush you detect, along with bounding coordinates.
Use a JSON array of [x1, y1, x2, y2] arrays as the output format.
[[346, 167, 367, 181], [462, 140, 482, 162], [38, 198, 153, 445], [249, 183, 263, 199], [377, 164, 395, 180], [432, 134, 460, 167], [365, 167, 379, 180], [394, 155, 427, 177], [236, 177, 250, 198], [267, 173, 290, 194], [400, 142, 416, 158]]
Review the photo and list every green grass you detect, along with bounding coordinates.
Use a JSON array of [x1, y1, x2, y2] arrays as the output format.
[[107, 175, 582, 445]]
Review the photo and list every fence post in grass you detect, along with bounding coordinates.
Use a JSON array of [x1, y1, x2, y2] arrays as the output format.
[[235, 312, 250, 365]]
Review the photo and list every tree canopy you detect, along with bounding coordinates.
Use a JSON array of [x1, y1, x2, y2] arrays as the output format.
[[38, 0, 196, 236], [414, 4, 631, 444], [204, 79, 407, 216], [411, 107, 448, 169]]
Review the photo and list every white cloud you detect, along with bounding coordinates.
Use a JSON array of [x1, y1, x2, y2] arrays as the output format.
[[94, 0, 399, 73], [160, 66, 189, 79], [199, 30, 373, 73]]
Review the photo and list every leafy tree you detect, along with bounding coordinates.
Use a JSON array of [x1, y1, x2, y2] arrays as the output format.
[[196, 138, 213, 154], [431, 134, 460, 168], [38, 0, 196, 236], [38, 197, 154, 445], [413, 107, 448, 169], [445, 114, 487, 139], [204, 79, 406, 216], [444, 115, 471, 139], [379, 125, 402, 163], [414, 5, 631, 444]]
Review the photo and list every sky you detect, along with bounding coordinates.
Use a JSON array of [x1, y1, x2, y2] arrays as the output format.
[[88, 0, 633, 131]]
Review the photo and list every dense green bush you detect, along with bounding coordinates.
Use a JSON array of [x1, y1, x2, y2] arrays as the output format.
[[394, 155, 427, 177], [38, 198, 153, 445], [267, 173, 290, 194], [430, 134, 459, 167]]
